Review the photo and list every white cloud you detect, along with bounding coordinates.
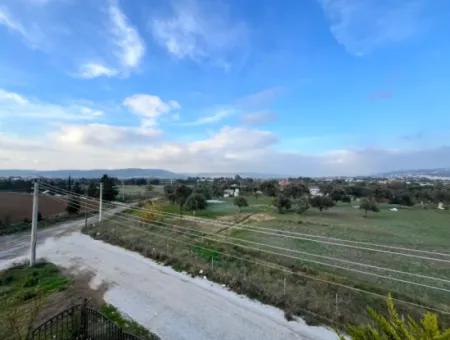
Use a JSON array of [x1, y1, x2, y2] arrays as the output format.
[[318, 0, 423, 56], [109, 1, 145, 70], [123, 94, 180, 127], [0, 6, 32, 44], [53, 123, 160, 147], [77, 63, 118, 79], [0, 89, 28, 105], [189, 126, 276, 152], [183, 108, 232, 126], [0, 88, 103, 121], [1, 121, 450, 176], [151, 0, 247, 68]]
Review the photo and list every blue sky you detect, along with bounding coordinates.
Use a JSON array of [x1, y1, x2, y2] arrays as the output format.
[[1, 0, 450, 176]]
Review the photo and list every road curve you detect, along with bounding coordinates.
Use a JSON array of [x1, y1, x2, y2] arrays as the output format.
[[0, 216, 338, 340]]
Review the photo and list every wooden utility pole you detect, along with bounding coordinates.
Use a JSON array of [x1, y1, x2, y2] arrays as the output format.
[[98, 183, 103, 222], [29, 181, 39, 267]]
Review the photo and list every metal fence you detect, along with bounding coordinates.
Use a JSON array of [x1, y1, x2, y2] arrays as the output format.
[[30, 300, 139, 340]]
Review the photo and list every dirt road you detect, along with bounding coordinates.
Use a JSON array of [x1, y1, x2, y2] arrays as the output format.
[[0, 215, 338, 340]]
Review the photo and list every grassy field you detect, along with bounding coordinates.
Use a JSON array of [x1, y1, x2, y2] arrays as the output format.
[[117, 184, 164, 202], [84, 195, 450, 330], [0, 262, 158, 340]]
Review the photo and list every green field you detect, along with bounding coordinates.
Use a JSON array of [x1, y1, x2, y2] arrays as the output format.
[[85, 194, 450, 329], [117, 184, 164, 202]]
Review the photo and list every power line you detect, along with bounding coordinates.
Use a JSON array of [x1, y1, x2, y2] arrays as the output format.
[[85, 204, 450, 316], [41, 191, 450, 317], [98, 210, 450, 293], [39, 183, 450, 263], [39, 186, 450, 289], [113, 201, 450, 263]]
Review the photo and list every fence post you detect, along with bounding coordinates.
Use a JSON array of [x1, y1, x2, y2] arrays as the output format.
[[335, 293, 339, 319], [80, 298, 88, 339], [30, 181, 39, 267]]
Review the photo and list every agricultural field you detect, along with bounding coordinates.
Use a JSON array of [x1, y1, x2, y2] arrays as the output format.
[[84, 194, 450, 330], [117, 184, 162, 202], [0, 192, 66, 225]]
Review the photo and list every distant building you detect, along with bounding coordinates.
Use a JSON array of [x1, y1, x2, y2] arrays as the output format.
[[278, 179, 289, 187], [309, 186, 322, 197], [224, 188, 239, 198]]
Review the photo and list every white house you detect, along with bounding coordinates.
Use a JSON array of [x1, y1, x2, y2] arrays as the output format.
[[224, 188, 239, 198], [309, 186, 322, 197]]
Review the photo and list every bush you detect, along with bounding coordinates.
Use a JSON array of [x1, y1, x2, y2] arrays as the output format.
[[294, 197, 309, 214], [184, 193, 207, 213], [233, 197, 248, 212], [360, 198, 379, 217], [310, 196, 335, 212], [344, 295, 450, 339], [273, 195, 291, 213]]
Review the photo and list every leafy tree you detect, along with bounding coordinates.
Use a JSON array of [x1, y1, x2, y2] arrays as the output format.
[[100, 174, 118, 201], [347, 185, 373, 198], [184, 193, 207, 215], [343, 295, 450, 340], [330, 188, 346, 202], [234, 196, 248, 212], [341, 195, 352, 203], [260, 180, 279, 197], [72, 182, 82, 194], [434, 189, 450, 204], [360, 197, 379, 217], [284, 183, 309, 199], [175, 184, 193, 213], [390, 192, 415, 206], [310, 196, 335, 212], [87, 182, 98, 198], [294, 197, 309, 214], [164, 184, 176, 203], [194, 183, 212, 199], [273, 195, 291, 213]]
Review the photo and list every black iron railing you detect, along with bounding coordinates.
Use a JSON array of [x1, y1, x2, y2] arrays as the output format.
[[30, 300, 139, 340]]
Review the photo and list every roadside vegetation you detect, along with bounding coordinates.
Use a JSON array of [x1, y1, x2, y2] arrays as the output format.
[[0, 262, 158, 340], [3, 174, 450, 335], [342, 295, 450, 339]]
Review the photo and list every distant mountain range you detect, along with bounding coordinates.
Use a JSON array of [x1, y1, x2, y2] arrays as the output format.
[[0, 168, 281, 179], [0, 168, 181, 179], [2, 167, 449, 179], [377, 168, 450, 179]]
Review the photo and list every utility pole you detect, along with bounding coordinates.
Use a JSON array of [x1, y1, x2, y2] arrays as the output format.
[[99, 182, 103, 223], [29, 181, 39, 267], [84, 198, 88, 228], [122, 181, 125, 201]]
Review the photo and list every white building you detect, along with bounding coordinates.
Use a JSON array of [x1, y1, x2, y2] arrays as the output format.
[[224, 188, 239, 198], [309, 187, 322, 197]]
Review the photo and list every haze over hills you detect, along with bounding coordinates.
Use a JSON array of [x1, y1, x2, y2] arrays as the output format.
[[0, 168, 181, 179], [0, 168, 285, 179], [377, 168, 450, 179], [1, 168, 450, 179]]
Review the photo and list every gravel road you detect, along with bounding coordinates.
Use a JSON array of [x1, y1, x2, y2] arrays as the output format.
[[0, 215, 338, 340]]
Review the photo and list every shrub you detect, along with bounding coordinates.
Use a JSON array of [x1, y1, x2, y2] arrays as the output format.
[[233, 197, 248, 212], [344, 295, 450, 339], [310, 196, 335, 212]]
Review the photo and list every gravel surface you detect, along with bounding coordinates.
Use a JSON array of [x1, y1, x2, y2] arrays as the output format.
[[0, 215, 338, 340]]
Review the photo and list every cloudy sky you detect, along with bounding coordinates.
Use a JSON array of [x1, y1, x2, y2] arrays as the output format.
[[1, 0, 450, 176]]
